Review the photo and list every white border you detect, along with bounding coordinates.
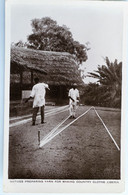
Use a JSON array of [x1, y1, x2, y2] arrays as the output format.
[[3, 0, 127, 193]]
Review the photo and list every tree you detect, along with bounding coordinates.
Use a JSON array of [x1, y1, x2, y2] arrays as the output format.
[[27, 17, 88, 65], [13, 40, 25, 47], [87, 57, 122, 108], [13, 40, 28, 48]]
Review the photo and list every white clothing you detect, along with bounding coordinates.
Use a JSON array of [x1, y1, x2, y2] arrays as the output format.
[[68, 88, 79, 117], [30, 82, 48, 108], [69, 103, 77, 117], [68, 88, 79, 105]]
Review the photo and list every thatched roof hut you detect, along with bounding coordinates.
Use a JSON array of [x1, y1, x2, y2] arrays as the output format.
[[10, 46, 84, 103], [11, 46, 83, 85]]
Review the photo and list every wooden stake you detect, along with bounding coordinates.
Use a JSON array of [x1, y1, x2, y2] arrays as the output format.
[[38, 129, 40, 148]]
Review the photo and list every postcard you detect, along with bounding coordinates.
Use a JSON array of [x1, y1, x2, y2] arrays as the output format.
[[3, 0, 127, 193]]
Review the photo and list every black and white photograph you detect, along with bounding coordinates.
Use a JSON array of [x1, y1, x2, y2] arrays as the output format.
[[3, 0, 127, 193]]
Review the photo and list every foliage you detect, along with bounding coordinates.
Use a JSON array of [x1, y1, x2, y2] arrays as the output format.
[[26, 17, 88, 65], [83, 57, 122, 108], [12, 40, 27, 48]]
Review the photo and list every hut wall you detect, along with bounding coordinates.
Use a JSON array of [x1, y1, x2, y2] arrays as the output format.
[[10, 69, 33, 100], [10, 73, 69, 104]]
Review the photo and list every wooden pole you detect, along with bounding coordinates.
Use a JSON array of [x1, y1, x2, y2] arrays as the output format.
[[38, 129, 40, 148]]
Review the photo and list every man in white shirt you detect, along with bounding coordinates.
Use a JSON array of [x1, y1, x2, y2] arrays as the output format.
[[68, 83, 80, 118], [25, 77, 49, 125]]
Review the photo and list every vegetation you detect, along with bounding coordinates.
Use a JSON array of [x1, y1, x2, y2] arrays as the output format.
[[14, 17, 89, 66], [82, 57, 122, 108]]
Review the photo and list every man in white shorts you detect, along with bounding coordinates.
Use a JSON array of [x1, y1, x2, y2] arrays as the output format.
[[68, 83, 80, 118], [25, 77, 49, 125]]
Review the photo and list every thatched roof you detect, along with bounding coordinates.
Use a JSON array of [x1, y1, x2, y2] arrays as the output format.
[[11, 46, 84, 85], [11, 46, 47, 75]]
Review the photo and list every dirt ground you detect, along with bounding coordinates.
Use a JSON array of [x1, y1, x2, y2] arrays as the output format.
[[9, 106, 121, 179]]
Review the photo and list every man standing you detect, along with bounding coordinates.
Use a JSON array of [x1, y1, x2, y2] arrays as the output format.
[[25, 77, 49, 125], [68, 83, 80, 118]]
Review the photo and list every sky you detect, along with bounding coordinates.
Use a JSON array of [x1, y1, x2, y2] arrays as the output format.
[[10, 0, 124, 83]]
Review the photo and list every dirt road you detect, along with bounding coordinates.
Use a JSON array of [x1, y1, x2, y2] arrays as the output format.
[[9, 106, 121, 179]]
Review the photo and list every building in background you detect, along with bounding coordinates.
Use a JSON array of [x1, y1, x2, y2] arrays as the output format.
[[10, 46, 84, 115]]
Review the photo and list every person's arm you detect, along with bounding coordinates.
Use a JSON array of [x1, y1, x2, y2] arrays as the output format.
[[24, 96, 33, 103], [77, 90, 80, 103], [47, 86, 50, 90], [25, 86, 35, 103], [68, 89, 75, 102], [77, 96, 80, 101], [44, 83, 50, 90], [69, 96, 75, 102]]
